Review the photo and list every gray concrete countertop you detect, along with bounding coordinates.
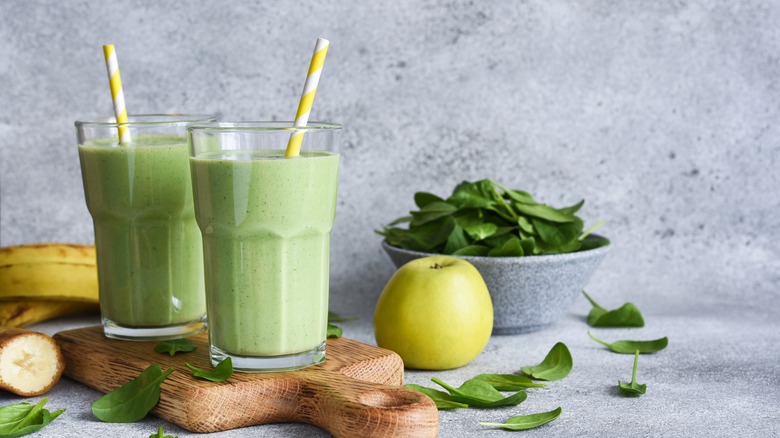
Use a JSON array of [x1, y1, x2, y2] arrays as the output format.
[[7, 295, 778, 438]]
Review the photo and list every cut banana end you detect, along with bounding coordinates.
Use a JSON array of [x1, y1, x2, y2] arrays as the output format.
[[0, 328, 64, 396]]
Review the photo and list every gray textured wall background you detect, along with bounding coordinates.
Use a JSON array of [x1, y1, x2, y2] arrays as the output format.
[[1, 0, 778, 322]]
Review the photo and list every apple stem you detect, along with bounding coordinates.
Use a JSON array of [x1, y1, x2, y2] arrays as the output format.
[[430, 263, 443, 269]]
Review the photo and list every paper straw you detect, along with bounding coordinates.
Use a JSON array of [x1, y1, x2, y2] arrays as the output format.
[[284, 38, 330, 157], [102, 45, 131, 144]]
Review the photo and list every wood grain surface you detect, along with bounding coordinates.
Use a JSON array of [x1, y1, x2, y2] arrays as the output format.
[[54, 326, 438, 437]]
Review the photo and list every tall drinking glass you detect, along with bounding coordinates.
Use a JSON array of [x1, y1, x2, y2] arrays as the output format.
[[188, 122, 341, 372], [77, 114, 215, 340]]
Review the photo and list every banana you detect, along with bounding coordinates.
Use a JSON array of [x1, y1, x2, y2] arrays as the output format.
[[0, 243, 95, 266], [0, 262, 99, 302], [0, 243, 99, 303], [0, 327, 64, 396], [0, 300, 100, 328]]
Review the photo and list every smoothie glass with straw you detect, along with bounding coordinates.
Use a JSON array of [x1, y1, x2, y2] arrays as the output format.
[[189, 122, 341, 371], [77, 45, 213, 340], [77, 114, 215, 340], [189, 37, 337, 372]]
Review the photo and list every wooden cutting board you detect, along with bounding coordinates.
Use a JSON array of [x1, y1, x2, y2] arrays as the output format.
[[53, 326, 438, 437]]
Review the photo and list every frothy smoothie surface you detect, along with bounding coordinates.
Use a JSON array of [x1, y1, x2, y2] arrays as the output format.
[[78, 135, 206, 328], [190, 151, 339, 357]]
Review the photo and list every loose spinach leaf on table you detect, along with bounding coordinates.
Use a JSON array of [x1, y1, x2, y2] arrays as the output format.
[[588, 331, 668, 354], [583, 291, 645, 327], [92, 365, 174, 423], [469, 374, 546, 390], [431, 377, 527, 408], [404, 384, 469, 410], [149, 425, 178, 438], [186, 357, 233, 382], [480, 406, 563, 431], [154, 339, 197, 356], [377, 179, 608, 256], [520, 342, 573, 381], [0, 398, 63, 438], [618, 351, 647, 396], [327, 324, 343, 338]]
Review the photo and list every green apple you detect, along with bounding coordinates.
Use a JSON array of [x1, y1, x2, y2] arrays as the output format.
[[374, 256, 493, 370]]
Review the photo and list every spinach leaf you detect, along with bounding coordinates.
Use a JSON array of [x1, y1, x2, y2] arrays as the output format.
[[588, 331, 668, 354], [154, 339, 196, 357], [327, 324, 343, 338], [431, 377, 527, 408], [619, 351, 647, 396], [468, 374, 546, 390], [414, 192, 444, 208], [404, 384, 468, 410], [0, 398, 63, 438], [411, 201, 458, 226], [583, 291, 645, 327], [480, 406, 562, 431], [149, 425, 178, 438], [520, 342, 573, 381], [186, 358, 233, 382], [443, 225, 469, 254], [451, 245, 490, 256], [92, 365, 174, 423], [464, 222, 498, 241], [487, 237, 524, 257], [377, 179, 602, 257], [327, 311, 357, 322]]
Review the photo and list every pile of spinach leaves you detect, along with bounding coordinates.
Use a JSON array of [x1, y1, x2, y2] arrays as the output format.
[[377, 179, 606, 257]]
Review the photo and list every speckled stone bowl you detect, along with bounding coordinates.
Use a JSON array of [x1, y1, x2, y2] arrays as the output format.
[[381, 236, 610, 335]]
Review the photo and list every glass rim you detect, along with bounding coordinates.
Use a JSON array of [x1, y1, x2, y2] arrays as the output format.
[[75, 114, 216, 128], [187, 121, 342, 133]]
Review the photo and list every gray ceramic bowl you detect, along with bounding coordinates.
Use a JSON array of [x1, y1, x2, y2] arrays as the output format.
[[381, 236, 610, 335]]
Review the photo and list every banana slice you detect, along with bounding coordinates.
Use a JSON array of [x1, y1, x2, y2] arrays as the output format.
[[0, 327, 64, 396]]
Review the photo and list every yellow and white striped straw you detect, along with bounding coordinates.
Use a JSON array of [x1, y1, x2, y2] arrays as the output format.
[[284, 38, 329, 157], [102, 45, 131, 144]]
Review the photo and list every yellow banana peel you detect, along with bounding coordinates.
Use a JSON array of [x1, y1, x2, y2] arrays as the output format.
[[0, 300, 99, 327]]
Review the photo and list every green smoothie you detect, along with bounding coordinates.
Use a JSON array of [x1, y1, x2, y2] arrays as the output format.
[[190, 150, 339, 357], [78, 135, 206, 329]]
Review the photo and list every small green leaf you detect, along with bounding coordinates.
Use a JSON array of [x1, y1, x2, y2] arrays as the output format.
[[520, 342, 573, 381], [468, 374, 546, 390], [186, 358, 233, 382], [583, 291, 644, 327], [464, 222, 498, 241], [514, 202, 575, 223], [618, 351, 647, 396], [414, 192, 445, 208], [487, 237, 524, 257], [92, 365, 174, 423], [327, 311, 357, 322], [447, 181, 496, 209], [149, 425, 178, 438], [404, 384, 468, 410], [154, 339, 196, 357], [443, 225, 470, 254], [411, 201, 458, 226], [517, 216, 535, 235], [327, 324, 343, 338], [480, 406, 562, 431], [532, 217, 583, 253], [0, 398, 64, 437], [588, 331, 668, 354], [558, 200, 585, 216], [431, 377, 527, 408]]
